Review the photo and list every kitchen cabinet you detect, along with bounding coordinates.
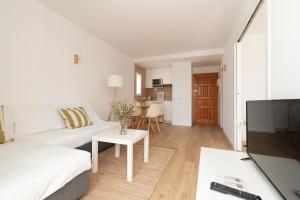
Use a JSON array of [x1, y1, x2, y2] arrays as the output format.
[[146, 67, 172, 88], [161, 68, 172, 84], [151, 69, 161, 79], [164, 101, 172, 122]]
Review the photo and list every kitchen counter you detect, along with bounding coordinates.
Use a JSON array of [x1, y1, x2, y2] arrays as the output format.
[[146, 100, 164, 103]]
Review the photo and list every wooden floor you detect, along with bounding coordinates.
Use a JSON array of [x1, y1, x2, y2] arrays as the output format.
[[146, 123, 232, 200]]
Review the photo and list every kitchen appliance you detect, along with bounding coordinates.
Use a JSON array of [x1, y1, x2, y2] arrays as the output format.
[[246, 99, 300, 200], [157, 91, 165, 101], [152, 79, 163, 87]]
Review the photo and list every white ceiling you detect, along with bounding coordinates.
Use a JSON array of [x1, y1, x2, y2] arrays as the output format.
[[39, 0, 251, 58], [137, 54, 223, 69]]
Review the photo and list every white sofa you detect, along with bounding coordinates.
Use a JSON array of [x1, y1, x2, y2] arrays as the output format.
[[0, 140, 91, 200], [4, 104, 118, 150], [1, 104, 117, 200]]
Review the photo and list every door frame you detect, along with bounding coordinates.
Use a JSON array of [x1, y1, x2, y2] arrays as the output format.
[[192, 72, 219, 125], [234, 42, 243, 151]]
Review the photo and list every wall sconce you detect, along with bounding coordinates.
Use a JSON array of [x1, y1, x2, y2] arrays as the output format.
[[73, 54, 80, 64]]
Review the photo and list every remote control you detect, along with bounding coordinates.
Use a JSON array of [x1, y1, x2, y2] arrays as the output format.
[[210, 182, 262, 200]]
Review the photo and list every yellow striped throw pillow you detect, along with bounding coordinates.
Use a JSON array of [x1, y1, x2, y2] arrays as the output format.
[[0, 105, 5, 144], [58, 107, 93, 129]]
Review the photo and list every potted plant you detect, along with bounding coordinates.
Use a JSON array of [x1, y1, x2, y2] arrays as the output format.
[[111, 100, 135, 135]]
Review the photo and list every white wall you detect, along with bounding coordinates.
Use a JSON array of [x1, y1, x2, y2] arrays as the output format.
[[192, 66, 220, 74], [172, 62, 192, 126], [0, 0, 134, 119], [241, 34, 267, 101], [240, 1, 268, 140], [269, 0, 300, 99], [221, 0, 259, 145]]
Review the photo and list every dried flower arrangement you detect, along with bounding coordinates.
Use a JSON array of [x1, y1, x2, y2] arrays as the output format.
[[111, 100, 135, 135]]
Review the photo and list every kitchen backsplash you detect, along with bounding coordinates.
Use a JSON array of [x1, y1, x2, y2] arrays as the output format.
[[145, 85, 172, 101]]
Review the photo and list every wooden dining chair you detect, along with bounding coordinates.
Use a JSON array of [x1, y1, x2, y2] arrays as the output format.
[[158, 104, 165, 122], [129, 101, 142, 129], [137, 104, 161, 133]]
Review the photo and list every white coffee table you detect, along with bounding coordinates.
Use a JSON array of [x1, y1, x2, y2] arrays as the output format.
[[92, 128, 149, 182]]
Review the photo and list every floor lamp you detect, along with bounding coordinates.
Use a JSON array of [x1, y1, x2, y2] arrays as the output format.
[[107, 75, 123, 121]]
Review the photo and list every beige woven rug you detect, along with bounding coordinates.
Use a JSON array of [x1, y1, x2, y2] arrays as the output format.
[[82, 144, 175, 200]]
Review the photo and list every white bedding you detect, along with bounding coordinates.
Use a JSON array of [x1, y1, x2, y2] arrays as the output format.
[[0, 141, 91, 200], [20, 121, 118, 148]]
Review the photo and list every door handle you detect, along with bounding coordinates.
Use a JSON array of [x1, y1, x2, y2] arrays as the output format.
[[239, 121, 246, 128]]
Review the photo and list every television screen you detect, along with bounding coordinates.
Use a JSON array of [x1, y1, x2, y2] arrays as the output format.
[[246, 100, 300, 200]]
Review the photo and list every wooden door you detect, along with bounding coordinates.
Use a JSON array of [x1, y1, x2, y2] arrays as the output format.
[[193, 73, 218, 124]]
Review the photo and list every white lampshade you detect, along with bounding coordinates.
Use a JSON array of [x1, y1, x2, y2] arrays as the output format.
[[107, 75, 123, 88]]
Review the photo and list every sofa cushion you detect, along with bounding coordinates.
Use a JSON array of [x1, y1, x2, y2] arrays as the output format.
[[7, 104, 66, 137], [20, 121, 118, 148], [83, 105, 104, 123], [0, 106, 5, 144], [58, 107, 93, 129]]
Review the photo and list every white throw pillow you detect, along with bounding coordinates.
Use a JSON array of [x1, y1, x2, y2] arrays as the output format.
[[83, 105, 104, 123]]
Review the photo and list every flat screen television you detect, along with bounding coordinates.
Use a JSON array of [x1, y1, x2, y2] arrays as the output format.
[[246, 99, 300, 200]]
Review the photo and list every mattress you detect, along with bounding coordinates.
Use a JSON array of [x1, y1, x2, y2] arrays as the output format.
[[21, 121, 119, 148], [0, 141, 91, 200]]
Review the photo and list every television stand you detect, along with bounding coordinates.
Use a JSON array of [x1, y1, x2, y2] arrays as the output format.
[[196, 147, 283, 199]]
